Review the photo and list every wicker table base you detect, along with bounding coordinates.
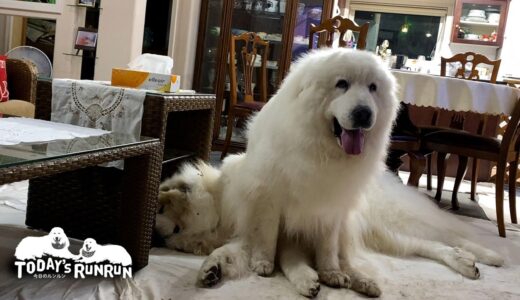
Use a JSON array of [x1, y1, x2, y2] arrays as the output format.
[[1, 140, 162, 270]]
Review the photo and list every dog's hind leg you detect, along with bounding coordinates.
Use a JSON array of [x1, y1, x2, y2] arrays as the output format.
[[454, 239, 504, 267], [197, 240, 249, 287], [279, 238, 320, 298], [368, 227, 480, 279]]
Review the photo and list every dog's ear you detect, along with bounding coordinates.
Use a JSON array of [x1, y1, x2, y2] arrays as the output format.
[[158, 189, 187, 204]]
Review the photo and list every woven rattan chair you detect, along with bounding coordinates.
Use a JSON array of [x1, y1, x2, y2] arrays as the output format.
[[308, 15, 368, 50], [0, 58, 37, 117], [221, 32, 269, 159]]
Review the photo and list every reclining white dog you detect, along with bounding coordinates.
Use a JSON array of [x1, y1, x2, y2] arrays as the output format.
[[15, 227, 76, 260], [78, 238, 132, 266]]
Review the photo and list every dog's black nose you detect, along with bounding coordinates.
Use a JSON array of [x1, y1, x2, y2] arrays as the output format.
[[351, 105, 373, 129]]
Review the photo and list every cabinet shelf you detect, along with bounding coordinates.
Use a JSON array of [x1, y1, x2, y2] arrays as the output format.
[[451, 0, 510, 47], [460, 20, 499, 27]]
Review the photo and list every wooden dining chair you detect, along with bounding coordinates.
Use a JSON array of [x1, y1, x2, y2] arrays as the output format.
[[221, 32, 269, 159], [308, 15, 369, 50], [424, 53, 502, 203], [423, 96, 520, 237]]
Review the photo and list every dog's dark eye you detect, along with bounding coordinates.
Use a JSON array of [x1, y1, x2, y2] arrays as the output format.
[[335, 79, 349, 90], [173, 225, 181, 234], [158, 204, 165, 214], [369, 83, 377, 92], [177, 183, 190, 194]]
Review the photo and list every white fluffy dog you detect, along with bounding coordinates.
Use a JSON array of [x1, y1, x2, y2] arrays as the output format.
[[220, 48, 398, 295], [156, 48, 503, 297], [15, 227, 76, 260], [78, 238, 132, 266]]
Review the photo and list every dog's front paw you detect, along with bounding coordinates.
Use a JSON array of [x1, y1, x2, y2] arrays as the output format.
[[318, 270, 351, 288], [198, 257, 222, 287], [445, 247, 480, 279], [351, 277, 381, 298], [250, 259, 274, 276], [292, 268, 321, 298]]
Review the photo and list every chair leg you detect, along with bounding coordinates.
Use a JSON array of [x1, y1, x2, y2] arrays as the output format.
[[407, 153, 426, 187], [435, 152, 448, 201], [220, 111, 235, 159], [509, 156, 518, 224], [452, 156, 469, 210], [470, 158, 479, 201], [427, 154, 432, 191], [496, 162, 506, 237]]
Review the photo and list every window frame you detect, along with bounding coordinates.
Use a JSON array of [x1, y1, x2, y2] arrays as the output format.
[[347, 2, 449, 61]]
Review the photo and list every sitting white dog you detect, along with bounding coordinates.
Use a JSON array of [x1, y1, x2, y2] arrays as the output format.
[[77, 238, 132, 266], [15, 227, 76, 260]]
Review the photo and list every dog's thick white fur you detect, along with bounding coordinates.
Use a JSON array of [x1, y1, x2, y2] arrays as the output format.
[[157, 156, 503, 297], [78, 238, 132, 266], [222, 48, 398, 294], [156, 48, 503, 297], [15, 227, 76, 260]]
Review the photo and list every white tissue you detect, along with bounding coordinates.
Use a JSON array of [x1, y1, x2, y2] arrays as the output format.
[[127, 53, 173, 75]]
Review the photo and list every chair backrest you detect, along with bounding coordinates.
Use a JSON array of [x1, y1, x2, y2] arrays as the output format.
[[440, 52, 501, 83], [309, 16, 369, 50], [501, 97, 520, 156], [6, 58, 38, 104], [228, 32, 269, 106]]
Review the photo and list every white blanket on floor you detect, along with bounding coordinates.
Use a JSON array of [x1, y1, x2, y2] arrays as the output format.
[[0, 217, 519, 299]]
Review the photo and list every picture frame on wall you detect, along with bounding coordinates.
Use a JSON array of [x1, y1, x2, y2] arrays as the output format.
[[77, 0, 96, 7], [74, 27, 98, 51]]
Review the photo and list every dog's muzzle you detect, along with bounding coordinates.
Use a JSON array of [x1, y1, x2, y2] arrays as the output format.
[[333, 117, 366, 155], [52, 241, 66, 250], [81, 249, 95, 258], [350, 105, 373, 129]]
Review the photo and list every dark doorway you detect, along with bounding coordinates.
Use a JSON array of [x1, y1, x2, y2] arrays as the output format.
[[143, 0, 173, 55]]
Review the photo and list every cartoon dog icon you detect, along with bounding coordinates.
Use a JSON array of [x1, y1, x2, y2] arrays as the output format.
[[78, 238, 132, 266], [15, 227, 76, 260]]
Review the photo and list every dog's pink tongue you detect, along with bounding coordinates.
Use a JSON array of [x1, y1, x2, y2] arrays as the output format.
[[340, 129, 364, 155]]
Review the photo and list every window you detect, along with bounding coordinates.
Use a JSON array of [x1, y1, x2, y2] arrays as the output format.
[[354, 11, 441, 59]]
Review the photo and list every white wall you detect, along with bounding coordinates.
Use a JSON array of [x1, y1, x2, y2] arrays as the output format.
[[498, 0, 520, 78], [94, 0, 147, 81], [168, 0, 201, 89]]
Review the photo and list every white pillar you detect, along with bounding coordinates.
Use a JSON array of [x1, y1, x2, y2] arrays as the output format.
[[168, 0, 201, 89], [94, 0, 147, 81]]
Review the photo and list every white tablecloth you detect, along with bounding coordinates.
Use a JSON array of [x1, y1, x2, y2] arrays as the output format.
[[51, 79, 146, 139], [0, 118, 108, 146], [392, 71, 520, 116]]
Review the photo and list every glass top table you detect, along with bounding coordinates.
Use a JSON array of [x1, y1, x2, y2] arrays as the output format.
[[0, 130, 157, 169], [0, 117, 162, 270]]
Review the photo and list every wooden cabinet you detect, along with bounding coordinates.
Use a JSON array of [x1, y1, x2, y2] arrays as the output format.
[[451, 0, 510, 47], [193, 0, 334, 147]]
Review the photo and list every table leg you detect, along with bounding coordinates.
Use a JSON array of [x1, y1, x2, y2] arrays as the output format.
[[120, 143, 162, 270]]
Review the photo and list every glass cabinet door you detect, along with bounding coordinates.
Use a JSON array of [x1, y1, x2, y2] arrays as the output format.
[[229, 0, 286, 97], [291, 0, 327, 60], [452, 0, 509, 46], [197, 0, 224, 94]]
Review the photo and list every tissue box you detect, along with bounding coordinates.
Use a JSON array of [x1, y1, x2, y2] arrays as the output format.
[[170, 75, 181, 93], [111, 68, 181, 92]]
